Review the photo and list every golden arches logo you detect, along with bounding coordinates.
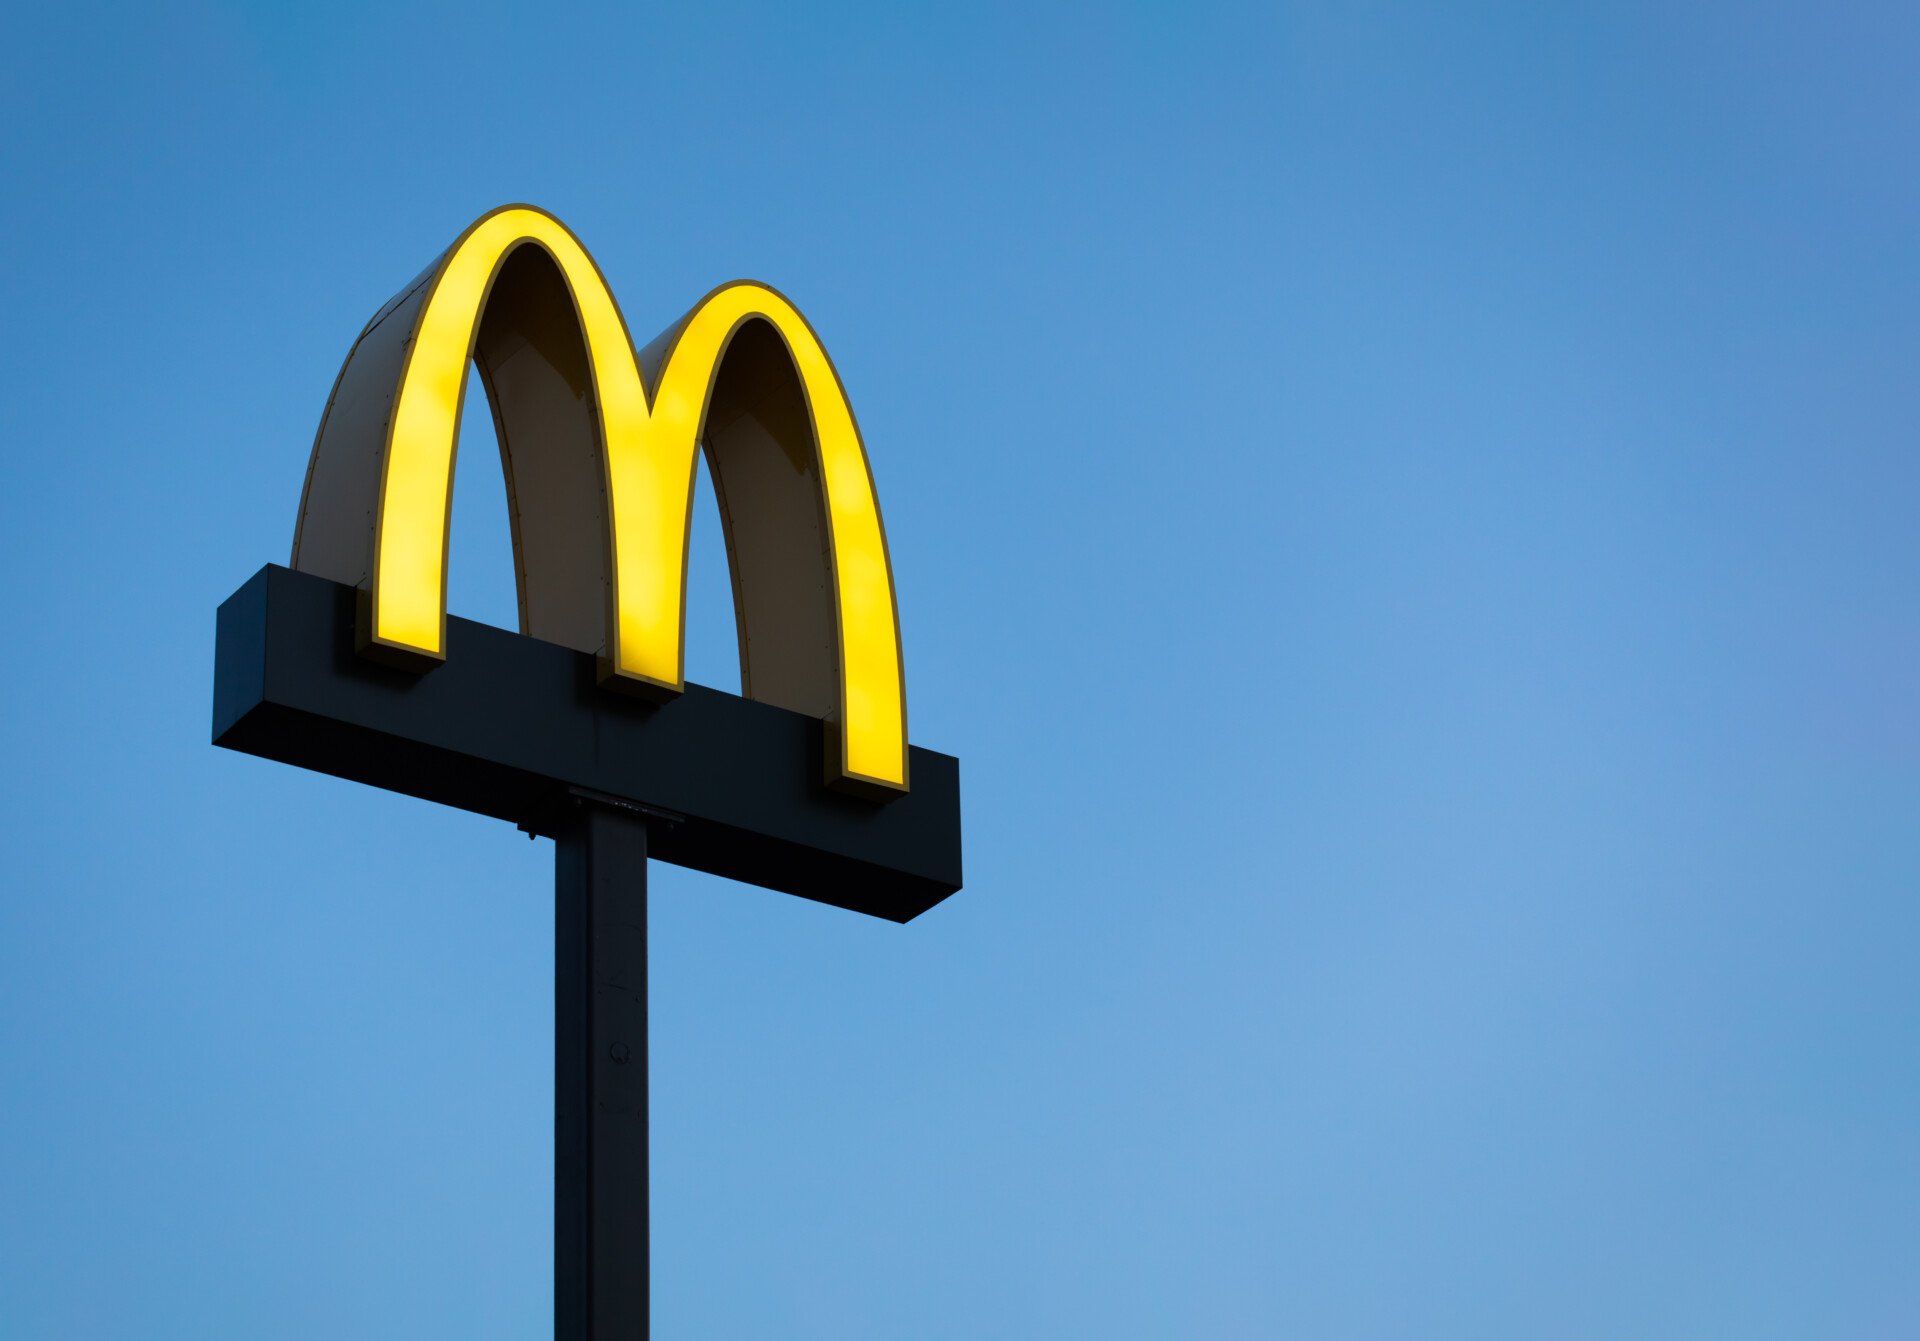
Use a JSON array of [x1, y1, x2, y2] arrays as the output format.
[[292, 205, 908, 793]]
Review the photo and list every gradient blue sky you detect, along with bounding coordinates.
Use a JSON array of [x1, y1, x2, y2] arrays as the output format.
[[3, 3, 1918, 1337]]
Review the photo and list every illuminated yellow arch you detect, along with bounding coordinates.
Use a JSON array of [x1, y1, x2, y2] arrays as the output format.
[[291, 205, 907, 793]]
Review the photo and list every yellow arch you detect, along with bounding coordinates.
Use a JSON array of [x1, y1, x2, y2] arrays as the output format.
[[370, 206, 906, 792]]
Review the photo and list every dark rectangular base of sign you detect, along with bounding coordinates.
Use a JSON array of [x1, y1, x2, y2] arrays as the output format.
[[212, 565, 962, 922]]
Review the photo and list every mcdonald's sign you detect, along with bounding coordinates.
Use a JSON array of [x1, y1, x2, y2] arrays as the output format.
[[213, 205, 963, 921]]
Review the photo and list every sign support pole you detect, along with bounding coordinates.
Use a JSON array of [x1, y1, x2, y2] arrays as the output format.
[[553, 798, 651, 1340], [215, 562, 961, 1331]]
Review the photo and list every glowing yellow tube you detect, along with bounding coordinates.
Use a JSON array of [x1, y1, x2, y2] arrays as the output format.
[[655, 286, 906, 787], [370, 206, 907, 790]]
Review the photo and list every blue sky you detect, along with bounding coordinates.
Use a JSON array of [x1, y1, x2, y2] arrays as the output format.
[[3, 2, 1918, 1336]]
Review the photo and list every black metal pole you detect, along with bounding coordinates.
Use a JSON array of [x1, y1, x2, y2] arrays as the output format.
[[554, 800, 650, 1340]]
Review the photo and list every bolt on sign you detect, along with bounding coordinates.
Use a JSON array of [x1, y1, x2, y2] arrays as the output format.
[[212, 205, 964, 1338]]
